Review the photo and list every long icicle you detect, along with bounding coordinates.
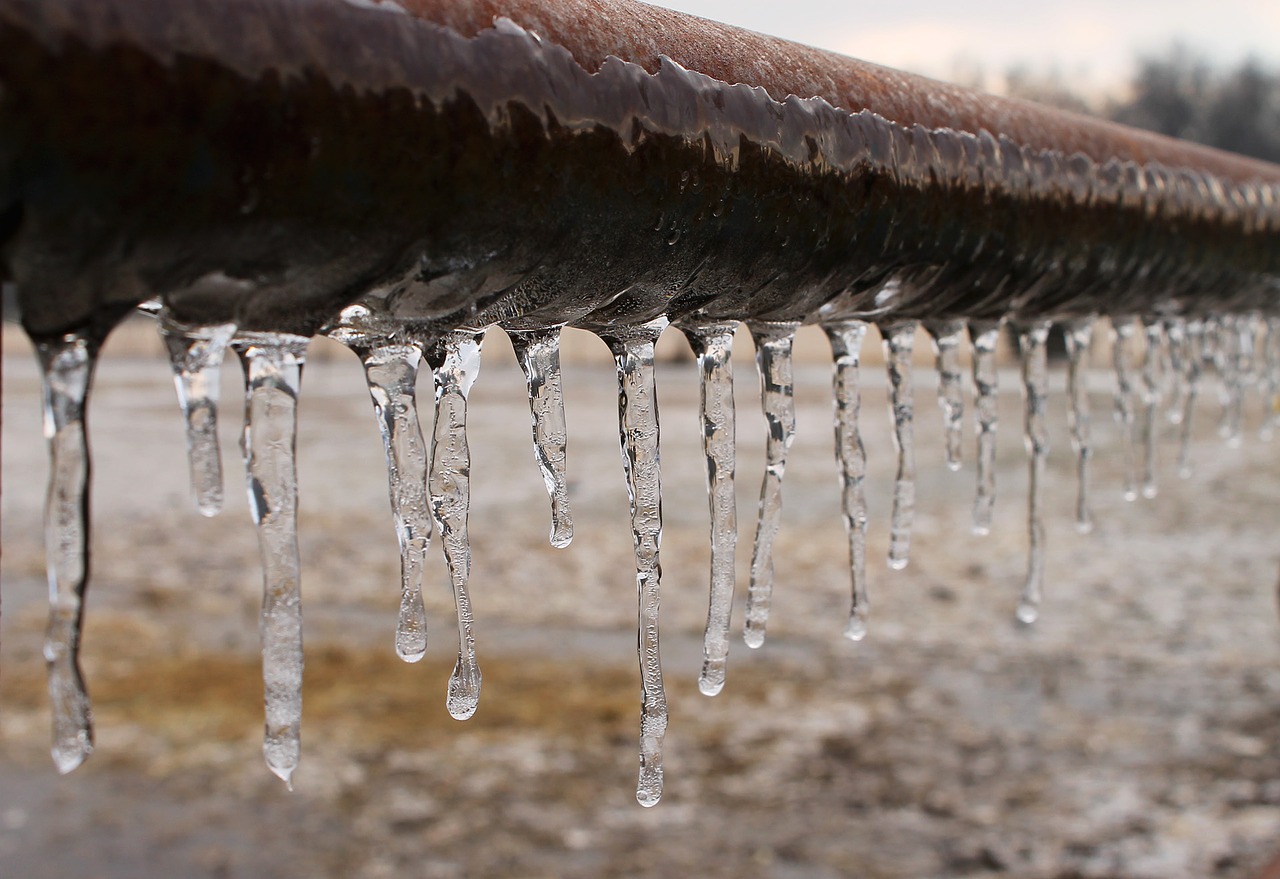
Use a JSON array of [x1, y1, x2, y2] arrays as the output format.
[[1177, 319, 1206, 477], [882, 320, 918, 570], [1111, 317, 1139, 501], [679, 321, 739, 696], [969, 321, 1002, 535], [1140, 317, 1164, 499], [233, 332, 310, 788], [156, 312, 236, 517], [925, 320, 966, 471], [1015, 322, 1052, 624], [599, 318, 670, 808], [1062, 318, 1095, 534], [1264, 317, 1280, 440], [743, 321, 799, 648], [35, 332, 99, 774], [507, 327, 574, 549], [823, 320, 871, 640], [424, 330, 485, 721]]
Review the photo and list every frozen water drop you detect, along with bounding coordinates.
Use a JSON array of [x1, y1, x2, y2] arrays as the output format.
[[882, 321, 918, 570], [823, 320, 870, 640], [423, 330, 486, 720], [232, 332, 310, 785], [155, 313, 236, 517], [1063, 318, 1094, 534], [596, 319, 669, 807], [678, 321, 738, 696], [1111, 318, 1140, 501], [925, 320, 966, 471], [507, 327, 574, 549], [1140, 317, 1164, 500], [743, 322, 799, 649], [34, 332, 99, 774], [1016, 322, 1051, 625], [969, 321, 1002, 535]]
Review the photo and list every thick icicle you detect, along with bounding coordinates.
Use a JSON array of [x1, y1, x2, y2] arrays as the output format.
[[1063, 318, 1095, 533], [969, 321, 1002, 535], [1015, 322, 1052, 624], [35, 333, 99, 774], [1111, 318, 1140, 501], [925, 320, 966, 471], [743, 321, 799, 649], [156, 313, 236, 516], [823, 320, 871, 641], [424, 330, 485, 721], [507, 328, 574, 549], [598, 319, 670, 808], [679, 322, 738, 696], [1140, 318, 1164, 499], [233, 332, 310, 788], [882, 321, 918, 570], [1177, 320, 1206, 478]]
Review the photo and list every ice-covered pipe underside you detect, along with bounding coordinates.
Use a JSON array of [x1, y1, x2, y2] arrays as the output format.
[[2, 0, 1280, 805]]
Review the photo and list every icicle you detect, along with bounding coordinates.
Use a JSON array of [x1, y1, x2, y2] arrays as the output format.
[[1062, 318, 1094, 534], [424, 330, 485, 721], [1140, 318, 1164, 500], [507, 327, 574, 549], [743, 321, 799, 649], [232, 332, 310, 788], [1177, 320, 1206, 478], [925, 320, 966, 471], [1111, 318, 1140, 501], [35, 332, 99, 774], [1165, 318, 1188, 427], [822, 320, 871, 640], [156, 313, 236, 517], [598, 318, 670, 808], [881, 321, 918, 570], [969, 321, 1001, 535], [1015, 323, 1051, 624], [1263, 317, 1280, 440], [678, 321, 739, 695], [1216, 316, 1244, 446]]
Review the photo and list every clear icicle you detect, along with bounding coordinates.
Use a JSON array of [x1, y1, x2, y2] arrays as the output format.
[[925, 320, 966, 471], [1015, 322, 1052, 624], [232, 332, 310, 788], [1165, 318, 1188, 427], [1063, 318, 1094, 533], [882, 321, 918, 570], [35, 332, 99, 774], [599, 319, 670, 808], [743, 322, 799, 649], [1177, 320, 1206, 478], [823, 320, 871, 641], [1140, 318, 1164, 500], [156, 314, 236, 517], [1111, 318, 1140, 501], [969, 321, 1002, 535], [1263, 317, 1280, 439], [679, 322, 738, 696], [425, 330, 485, 721], [507, 327, 574, 549], [1216, 317, 1245, 446]]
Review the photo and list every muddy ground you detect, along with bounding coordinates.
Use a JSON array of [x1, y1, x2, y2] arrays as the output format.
[[2, 322, 1279, 878]]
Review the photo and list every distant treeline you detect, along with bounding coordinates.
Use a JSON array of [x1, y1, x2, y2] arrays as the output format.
[[1001, 47, 1280, 164]]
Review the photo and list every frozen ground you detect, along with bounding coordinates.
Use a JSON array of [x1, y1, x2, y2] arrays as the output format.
[[2, 321, 1279, 878]]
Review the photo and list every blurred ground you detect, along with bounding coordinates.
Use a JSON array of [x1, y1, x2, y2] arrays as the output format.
[[2, 320, 1279, 878]]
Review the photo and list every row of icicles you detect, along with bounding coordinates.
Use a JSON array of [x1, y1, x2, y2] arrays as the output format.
[[28, 303, 1280, 804]]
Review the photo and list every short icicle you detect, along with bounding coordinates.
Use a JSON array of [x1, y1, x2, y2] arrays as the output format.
[[822, 320, 871, 641], [925, 320, 966, 471], [1139, 318, 1164, 499], [969, 321, 1002, 535], [1015, 322, 1052, 625], [882, 321, 918, 570], [232, 332, 310, 788], [1111, 317, 1140, 501], [156, 312, 236, 516], [326, 306, 433, 663], [423, 330, 485, 721], [35, 332, 100, 773], [507, 327, 574, 549], [598, 318, 670, 807], [743, 321, 800, 649], [1063, 318, 1095, 533], [1176, 320, 1206, 478], [679, 322, 739, 695]]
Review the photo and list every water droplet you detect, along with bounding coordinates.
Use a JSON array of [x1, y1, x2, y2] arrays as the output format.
[[1015, 321, 1051, 625], [1062, 317, 1095, 534], [507, 327, 574, 549], [969, 321, 1001, 535], [882, 320, 918, 570], [925, 320, 966, 471]]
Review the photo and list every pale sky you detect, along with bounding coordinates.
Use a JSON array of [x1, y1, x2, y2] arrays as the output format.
[[652, 0, 1280, 97]]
